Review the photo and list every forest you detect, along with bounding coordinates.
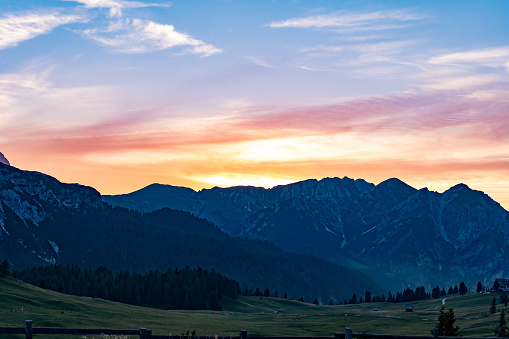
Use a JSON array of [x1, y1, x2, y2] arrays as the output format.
[[15, 264, 240, 310]]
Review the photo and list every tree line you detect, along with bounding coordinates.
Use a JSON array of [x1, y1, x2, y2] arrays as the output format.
[[341, 282, 469, 305], [14, 264, 240, 311]]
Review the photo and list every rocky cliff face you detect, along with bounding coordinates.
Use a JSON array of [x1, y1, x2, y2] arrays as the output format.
[[105, 177, 509, 289], [0, 163, 103, 265]]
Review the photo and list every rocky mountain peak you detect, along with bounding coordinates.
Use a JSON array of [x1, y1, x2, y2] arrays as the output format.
[[0, 152, 9, 166]]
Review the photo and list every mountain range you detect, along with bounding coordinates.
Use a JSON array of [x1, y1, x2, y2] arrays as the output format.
[[0, 162, 379, 302], [104, 177, 509, 290]]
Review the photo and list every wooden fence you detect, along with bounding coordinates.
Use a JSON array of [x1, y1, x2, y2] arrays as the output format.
[[1, 321, 508, 339]]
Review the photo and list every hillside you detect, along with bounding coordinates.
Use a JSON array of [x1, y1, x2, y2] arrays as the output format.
[[1, 277, 506, 337], [0, 163, 379, 301], [104, 177, 509, 289]]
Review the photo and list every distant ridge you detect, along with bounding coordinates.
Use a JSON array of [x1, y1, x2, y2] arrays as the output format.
[[0, 164, 380, 301], [104, 177, 509, 290]]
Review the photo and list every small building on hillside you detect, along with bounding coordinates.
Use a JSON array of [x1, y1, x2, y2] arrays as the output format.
[[494, 279, 509, 292], [405, 306, 413, 312]]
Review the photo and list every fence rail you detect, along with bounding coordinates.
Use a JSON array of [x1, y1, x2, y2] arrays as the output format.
[[1, 321, 508, 339]]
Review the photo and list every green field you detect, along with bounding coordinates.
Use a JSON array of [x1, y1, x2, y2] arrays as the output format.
[[1, 277, 506, 338]]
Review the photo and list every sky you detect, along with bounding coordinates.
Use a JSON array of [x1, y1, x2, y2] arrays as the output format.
[[0, 0, 508, 209]]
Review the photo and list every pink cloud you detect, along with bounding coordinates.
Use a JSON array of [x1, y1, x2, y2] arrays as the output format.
[[3, 83, 508, 157]]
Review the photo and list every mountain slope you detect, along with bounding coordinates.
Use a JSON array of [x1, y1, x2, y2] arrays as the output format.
[[105, 177, 509, 289], [0, 163, 380, 301]]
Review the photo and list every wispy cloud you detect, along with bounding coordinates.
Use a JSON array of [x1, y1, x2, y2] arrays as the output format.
[[418, 74, 506, 91], [299, 40, 418, 58], [416, 46, 509, 91], [267, 9, 425, 76], [267, 10, 424, 30], [0, 11, 86, 50], [429, 47, 509, 66], [63, 0, 171, 18], [81, 18, 221, 55], [64, 0, 220, 56], [246, 56, 274, 68]]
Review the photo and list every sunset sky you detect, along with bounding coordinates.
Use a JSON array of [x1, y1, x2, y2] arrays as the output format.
[[1, 0, 508, 208]]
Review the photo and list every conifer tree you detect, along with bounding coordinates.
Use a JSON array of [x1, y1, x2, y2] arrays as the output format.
[[0, 259, 9, 277], [459, 282, 467, 295], [477, 281, 483, 293], [350, 293, 357, 304], [494, 309, 508, 337], [433, 306, 460, 336], [365, 290, 372, 303], [491, 296, 497, 314]]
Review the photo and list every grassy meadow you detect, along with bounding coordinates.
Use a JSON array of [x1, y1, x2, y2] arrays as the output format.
[[1, 277, 506, 338]]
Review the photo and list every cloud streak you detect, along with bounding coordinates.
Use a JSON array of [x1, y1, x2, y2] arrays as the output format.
[[0, 11, 86, 50], [429, 47, 509, 66], [267, 10, 424, 29], [81, 18, 221, 55], [63, 0, 171, 18]]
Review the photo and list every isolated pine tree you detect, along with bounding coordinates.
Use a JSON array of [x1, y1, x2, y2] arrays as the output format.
[[459, 282, 467, 295], [477, 281, 483, 293], [494, 309, 508, 337], [433, 306, 460, 336], [491, 296, 497, 314]]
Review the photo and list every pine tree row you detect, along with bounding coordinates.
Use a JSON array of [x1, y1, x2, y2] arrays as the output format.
[[14, 264, 240, 311]]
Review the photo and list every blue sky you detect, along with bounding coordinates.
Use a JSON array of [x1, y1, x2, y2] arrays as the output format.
[[1, 0, 508, 208]]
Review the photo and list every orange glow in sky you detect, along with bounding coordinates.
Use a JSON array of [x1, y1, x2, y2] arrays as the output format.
[[1, 1, 508, 209]]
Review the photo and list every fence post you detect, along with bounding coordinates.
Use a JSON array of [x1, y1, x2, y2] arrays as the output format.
[[433, 328, 438, 339], [240, 330, 247, 339], [25, 320, 33, 339], [140, 327, 147, 339], [345, 327, 352, 339]]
